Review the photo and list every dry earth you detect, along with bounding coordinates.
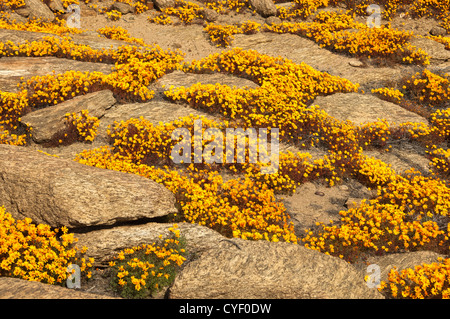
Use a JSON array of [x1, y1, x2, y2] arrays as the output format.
[[0, 0, 450, 300]]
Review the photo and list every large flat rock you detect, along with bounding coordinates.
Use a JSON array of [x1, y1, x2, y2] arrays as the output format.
[[168, 239, 384, 299], [75, 222, 226, 265], [0, 56, 113, 92], [0, 144, 177, 228], [231, 32, 417, 88], [312, 93, 428, 126], [0, 277, 116, 299], [21, 90, 117, 144]]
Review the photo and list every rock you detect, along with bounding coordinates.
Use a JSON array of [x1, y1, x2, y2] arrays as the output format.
[[75, 222, 226, 265], [0, 144, 177, 228], [48, 0, 64, 12], [98, 100, 219, 142], [429, 26, 448, 37], [0, 277, 117, 299], [410, 36, 450, 64], [20, 90, 117, 144], [70, 32, 132, 51], [231, 32, 417, 87], [349, 59, 364, 67], [23, 0, 55, 22], [153, 0, 175, 10], [265, 16, 281, 26], [355, 251, 446, 284], [122, 13, 135, 22], [0, 56, 113, 93], [201, 8, 219, 22], [364, 147, 431, 175], [312, 93, 428, 126], [4, 12, 28, 24], [111, 1, 133, 14], [0, 28, 56, 44], [0, 28, 131, 52], [168, 239, 384, 298], [14, 7, 31, 18], [248, 0, 277, 17], [155, 69, 260, 89]]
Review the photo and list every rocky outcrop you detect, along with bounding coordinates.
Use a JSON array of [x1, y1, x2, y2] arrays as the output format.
[[75, 222, 226, 265], [248, 0, 277, 17], [0, 277, 116, 299], [153, 0, 175, 10], [111, 1, 134, 14], [19, 0, 55, 22], [0, 57, 113, 93], [168, 239, 384, 299], [312, 93, 428, 126], [0, 144, 177, 228], [21, 90, 117, 144], [410, 36, 450, 64]]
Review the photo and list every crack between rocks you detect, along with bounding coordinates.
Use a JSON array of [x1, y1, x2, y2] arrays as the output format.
[[69, 214, 173, 234]]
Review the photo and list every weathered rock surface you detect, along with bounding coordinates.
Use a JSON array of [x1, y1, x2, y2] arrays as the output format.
[[111, 1, 133, 14], [248, 0, 277, 17], [364, 146, 431, 175], [0, 144, 177, 228], [47, 0, 64, 12], [153, 0, 175, 10], [0, 57, 113, 92], [168, 239, 384, 298], [21, 90, 117, 144], [0, 28, 132, 52], [312, 93, 428, 126], [155, 69, 260, 90], [98, 99, 218, 141], [75, 222, 226, 265], [231, 32, 417, 88], [0, 277, 116, 299], [410, 36, 450, 64], [22, 0, 55, 22]]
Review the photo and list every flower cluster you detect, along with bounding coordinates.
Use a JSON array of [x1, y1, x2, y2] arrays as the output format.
[[0, 16, 82, 36], [372, 87, 404, 103], [97, 26, 147, 47], [401, 69, 450, 108], [148, 13, 173, 25], [427, 147, 450, 178], [302, 169, 450, 262], [0, 125, 28, 146], [204, 23, 240, 47], [65, 109, 100, 143], [276, 0, 329, 20], [204, 21, 262, 47], [74, 137, 298, 243], [0, 206, 93, 285], [203, 0, 249, 13], [380, 257, 450, 299], [109, 224, 186, 298], [0, 0, 25, 10], [162, 0, 204, 24], [106, 10, 122, 21], [266, 13, 430, 66]]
